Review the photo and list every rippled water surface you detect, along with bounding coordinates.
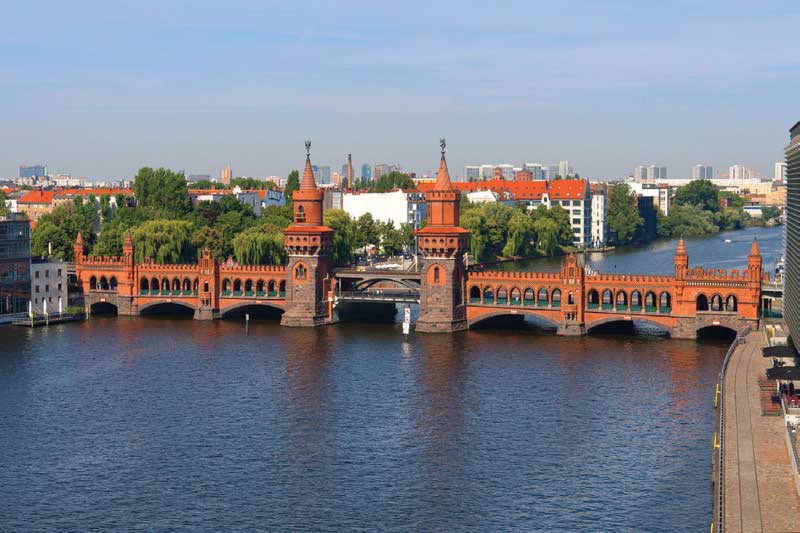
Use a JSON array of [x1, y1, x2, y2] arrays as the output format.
[[0, 227, 782, 531], [1, 319, 724, 531]]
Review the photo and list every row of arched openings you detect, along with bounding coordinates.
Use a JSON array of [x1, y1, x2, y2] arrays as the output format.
[[89, 276, 118, 291], [697, 294, 737, 312], [221, 278, 286, 297], [468, 286, 674, 314], [140, 277, 201, 295], [586, 289, 671, 312], [469, 286, 572, 308]]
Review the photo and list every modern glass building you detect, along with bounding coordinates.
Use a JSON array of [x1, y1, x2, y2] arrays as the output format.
[[0, 213, 32, 316], [784, 121, 800, 345]]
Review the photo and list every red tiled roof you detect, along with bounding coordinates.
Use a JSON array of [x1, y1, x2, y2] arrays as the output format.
[[416, 179, 587, 201], [18, 190, 56, 204], [54, 188, 133, 198]]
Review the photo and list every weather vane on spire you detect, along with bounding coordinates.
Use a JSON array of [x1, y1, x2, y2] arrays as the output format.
[[440, 138, 446, 156], [305, 140, 311, 157]]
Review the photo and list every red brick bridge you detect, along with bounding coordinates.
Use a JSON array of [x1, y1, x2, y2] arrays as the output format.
[[74, 142, 767, 339]]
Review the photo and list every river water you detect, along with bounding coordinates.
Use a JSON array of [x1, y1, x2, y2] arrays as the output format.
[[0, 226, 783, 531]]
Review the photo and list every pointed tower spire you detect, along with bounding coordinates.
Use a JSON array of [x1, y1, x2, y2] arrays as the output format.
[[675, 238, 687, 257], [749, 238, 761, 257], [674, 238, 688, 279], [300, 140, 317, 191], [434, 138, 453, 191], [73, 231, 85, 264]]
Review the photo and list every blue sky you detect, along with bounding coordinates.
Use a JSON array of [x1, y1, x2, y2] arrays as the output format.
[[1, 0, 798, 180]]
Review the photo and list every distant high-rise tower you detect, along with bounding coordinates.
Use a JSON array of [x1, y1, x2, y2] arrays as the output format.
[[360, 163, 371, 181], [220, 165, 232, 185], [347, 154, 353, 190], [558, 161, 573, 178], [692, 164, 713, 180]]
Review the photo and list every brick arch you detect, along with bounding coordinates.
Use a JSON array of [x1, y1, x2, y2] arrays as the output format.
[[219, 301, 285, 318], [426, 263, 446, 286], [138, 300, 197, 313], [467, 308, 560, 329], [586, 315, 673, 335]]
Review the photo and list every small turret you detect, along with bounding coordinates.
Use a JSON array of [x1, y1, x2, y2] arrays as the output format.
[[748, 238, 762, 282], [74, 231, 85, 264], [674, 238, 688, 279]]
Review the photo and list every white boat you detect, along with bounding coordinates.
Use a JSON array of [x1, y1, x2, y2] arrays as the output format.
[[724, 239, 732, 244]]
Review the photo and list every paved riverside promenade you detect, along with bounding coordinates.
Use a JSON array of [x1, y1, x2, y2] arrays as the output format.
[[723, 330, 800, 532]]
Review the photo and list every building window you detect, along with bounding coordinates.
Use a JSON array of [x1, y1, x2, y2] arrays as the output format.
[[57, 269, 62, 276], [434, 266, 440, 283], [45, 285, 49, 292], [35, 271, 39, 279], [35, 285, 39, 293], [45, 270, 49, 278], [58, 283, 62, 291]]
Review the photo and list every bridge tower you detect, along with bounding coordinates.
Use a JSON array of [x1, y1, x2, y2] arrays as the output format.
[[744, 238, 763, 320], [115, 231, 138, 315], [195, 247, 220, 320], [557, 254, 586, 335], [280, 141, 335, 327], [415, 140, 469, 333]]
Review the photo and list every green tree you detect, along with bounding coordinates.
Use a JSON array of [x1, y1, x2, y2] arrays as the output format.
[[719, 190, 745, 210], [533, 217, 560, 256], [323, 209, 357, 265], [371, 171, 415, 193], [673, 179, 720, 212], [658, 204, 719, 237], [232, 224, 286, 265], [460, 208, 491, 261], [133, 167, 191, 215], [132, 220, 194, 264], [502, 210, 535, 257], [0, 190, 7, 216], [92, 227, 125, 257], [33, 202, 96, 259], [191, 226, 229, 260], [761, 206, 781, 220], [481, 202, 514, 255], [31, 221, 71, 259], [355, 212, 379, 251], [607, 184, 644, 245], [284, 170, 300, 204], [261, 205, 293, 229], [715, 208, 748, 231], [378, 220, 404, 256], [229, 177, 276, 190]]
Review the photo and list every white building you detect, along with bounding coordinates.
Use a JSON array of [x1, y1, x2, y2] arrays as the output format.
[[31, 259, 68, 314], [466, 190, 498, 203], [628, 182, 670, 215], [775, 162, 787, 182], [464, 166, 481, 182], [590, 191, 607, 248], [342, 189, 426, 228]]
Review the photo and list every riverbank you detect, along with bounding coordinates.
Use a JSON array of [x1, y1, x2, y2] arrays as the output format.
[[719, 329, 800, 532]]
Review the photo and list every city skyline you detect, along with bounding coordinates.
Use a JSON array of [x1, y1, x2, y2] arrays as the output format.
[[1, 1, 797, 180]]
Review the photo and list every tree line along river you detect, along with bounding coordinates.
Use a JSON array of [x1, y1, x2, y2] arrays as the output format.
[[0, 226, 782, 531]]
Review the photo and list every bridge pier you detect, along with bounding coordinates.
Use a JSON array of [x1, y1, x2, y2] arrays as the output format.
[[193, 307, 219, 321], [556, 322, 586, 336]]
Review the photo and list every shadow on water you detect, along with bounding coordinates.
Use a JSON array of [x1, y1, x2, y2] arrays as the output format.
[[335, 301, 399, 324], [470, 314, 557, 333], [89, 301, 118, 315], [139, 302, 194, 317], [221, 304, 283, 321], [587, 320, 670, 338], [696, 325, 737, 341]]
